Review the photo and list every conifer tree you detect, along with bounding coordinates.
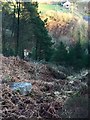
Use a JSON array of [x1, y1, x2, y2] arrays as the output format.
[[52, 41, 67, 65], [2, 1, 53, 61]]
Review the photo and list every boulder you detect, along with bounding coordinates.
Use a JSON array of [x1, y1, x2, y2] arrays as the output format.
[[10, 82, 32, 95]]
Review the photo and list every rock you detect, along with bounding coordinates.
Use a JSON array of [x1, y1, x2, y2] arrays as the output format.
[[10, 82, 32, 95]]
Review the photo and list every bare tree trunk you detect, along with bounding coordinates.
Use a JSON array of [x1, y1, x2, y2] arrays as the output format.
[[16, 2, 20, 57], [35, 39, 38, 60]]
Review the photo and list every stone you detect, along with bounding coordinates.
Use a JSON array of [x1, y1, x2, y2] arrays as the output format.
[[10, 82, 32, 95]]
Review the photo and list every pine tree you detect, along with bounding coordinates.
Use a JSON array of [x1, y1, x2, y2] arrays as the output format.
[[67, 32, 88, 69], [2, 2, 15, 56], [2, 1, 53, 61], [52, 41, 67, 65], [33, 18, 53, 61], [24, 2, 53, 61]]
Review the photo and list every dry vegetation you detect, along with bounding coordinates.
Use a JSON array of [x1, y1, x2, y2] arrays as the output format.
[[0, 55, 88, 119], [40, 11, 88, 45]]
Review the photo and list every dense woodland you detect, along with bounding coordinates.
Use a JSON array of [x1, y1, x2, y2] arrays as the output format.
[[2, 1, 90, 69]]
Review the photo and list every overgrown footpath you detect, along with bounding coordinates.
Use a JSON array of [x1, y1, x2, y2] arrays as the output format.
[[0, 55, 89, 120]]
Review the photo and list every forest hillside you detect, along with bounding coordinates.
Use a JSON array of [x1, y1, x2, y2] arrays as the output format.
[[0, 1, 89, 120]]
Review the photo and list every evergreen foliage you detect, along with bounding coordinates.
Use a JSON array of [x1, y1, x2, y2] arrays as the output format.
[[50, 35, 89, 69], [2, 2, 53, 61], [51, 41, 68, 65], [2, 1, 89, 69]]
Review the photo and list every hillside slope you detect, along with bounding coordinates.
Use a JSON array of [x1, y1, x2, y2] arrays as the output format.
[[38, 3, 88, 45], [0, 55, 88, 119]]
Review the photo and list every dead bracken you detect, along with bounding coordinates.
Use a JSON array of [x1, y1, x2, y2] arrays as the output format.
[[0, 56, 88, 119]]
